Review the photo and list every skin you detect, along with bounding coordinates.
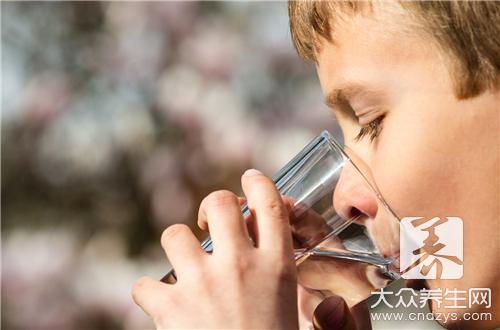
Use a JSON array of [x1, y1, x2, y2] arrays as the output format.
[[314, 6, 499, 329], [132, 4, 499, 329], [132, 170, 300, 329]]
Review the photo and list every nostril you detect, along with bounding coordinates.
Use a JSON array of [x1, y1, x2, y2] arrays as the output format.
[[349, 207, 362, 219]]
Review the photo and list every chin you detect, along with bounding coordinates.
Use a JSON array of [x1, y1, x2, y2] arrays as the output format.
[[427, 291, 493, 330], [404, 280, 456, 329], [428, 303, 458, 330], [427, 305, 484, 330]]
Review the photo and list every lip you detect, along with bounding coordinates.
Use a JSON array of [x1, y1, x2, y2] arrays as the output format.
[[380, 250, 400, 270], [391, 252, 400, 270]]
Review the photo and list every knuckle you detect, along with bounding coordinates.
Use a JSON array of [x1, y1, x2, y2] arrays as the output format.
[[203, 190, 238, 208], [161, 224, 189, 246], [228, 254, 251, 270], [132, 276, 151, 299], [262, 197, 287, 219], [216, 247, 251, 268], [218, 254, 253, 280]]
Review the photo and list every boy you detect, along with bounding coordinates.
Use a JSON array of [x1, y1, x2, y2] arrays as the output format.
[[133, 1, 499, 329]]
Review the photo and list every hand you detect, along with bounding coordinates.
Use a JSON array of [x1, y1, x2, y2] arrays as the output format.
[[132, 169, 299, 329], [311, 295, 371, 330], [289, 201, 373, 330]]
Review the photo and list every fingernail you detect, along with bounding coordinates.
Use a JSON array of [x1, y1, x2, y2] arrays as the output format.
[[243, 169, 263, 177]]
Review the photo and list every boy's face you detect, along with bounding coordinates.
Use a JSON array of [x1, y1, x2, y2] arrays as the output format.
[[314, 10, 499, 327]]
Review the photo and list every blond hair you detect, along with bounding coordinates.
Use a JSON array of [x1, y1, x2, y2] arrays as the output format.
[[288, 1, 500, 99]]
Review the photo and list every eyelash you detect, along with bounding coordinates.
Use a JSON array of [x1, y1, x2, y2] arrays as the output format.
[[354, 115, 385, 142]]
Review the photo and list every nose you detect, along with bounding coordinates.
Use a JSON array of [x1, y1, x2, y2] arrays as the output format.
[[333, 161, 378, 221]]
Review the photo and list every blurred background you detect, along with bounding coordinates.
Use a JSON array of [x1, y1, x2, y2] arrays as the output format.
[[1, 2, 336, 329]]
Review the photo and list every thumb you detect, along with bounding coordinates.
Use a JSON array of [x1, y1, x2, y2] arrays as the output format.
[[312, 295, 357, 330]]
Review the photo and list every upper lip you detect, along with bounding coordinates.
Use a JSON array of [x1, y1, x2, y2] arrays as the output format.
[[391, 252, 400, 269]]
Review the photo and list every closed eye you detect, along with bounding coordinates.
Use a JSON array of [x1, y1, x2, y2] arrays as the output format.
[[354, 115, 385, 142]]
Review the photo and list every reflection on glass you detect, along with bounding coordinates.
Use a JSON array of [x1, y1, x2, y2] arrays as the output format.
[[162, 130, 403, 328]]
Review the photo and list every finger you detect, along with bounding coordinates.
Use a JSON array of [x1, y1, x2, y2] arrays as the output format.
[[161, 224, 205, 278], [283, 195, 341, 250], [281, 196, 295, 217], [241, 169, 293, 252], [291, 207, 333, 249], [297, 284, 325, 328], [313, 295, 357, 330], [351, 301, 372, 330], [132, 276, 170, 318], [246, 195, 292, 247], [198, 190, 252, 253], [197, 196, 247, 231]]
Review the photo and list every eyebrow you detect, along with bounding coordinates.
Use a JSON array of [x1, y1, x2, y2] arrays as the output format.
[[324, 83, 385, 115]]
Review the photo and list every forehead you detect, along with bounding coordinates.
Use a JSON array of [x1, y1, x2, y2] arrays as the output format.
[[314, 11, 437, 94]]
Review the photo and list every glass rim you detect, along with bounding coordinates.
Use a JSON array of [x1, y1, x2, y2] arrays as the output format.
[[322, 130, 401, 222], [161, 130, 401, 284]]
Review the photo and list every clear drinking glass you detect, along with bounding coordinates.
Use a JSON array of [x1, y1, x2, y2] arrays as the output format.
[[161, 130, 402, 327]]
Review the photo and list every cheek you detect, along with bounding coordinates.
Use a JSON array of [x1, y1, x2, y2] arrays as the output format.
[[369, 100, 463, 218], [372, 93, 500, 296]]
